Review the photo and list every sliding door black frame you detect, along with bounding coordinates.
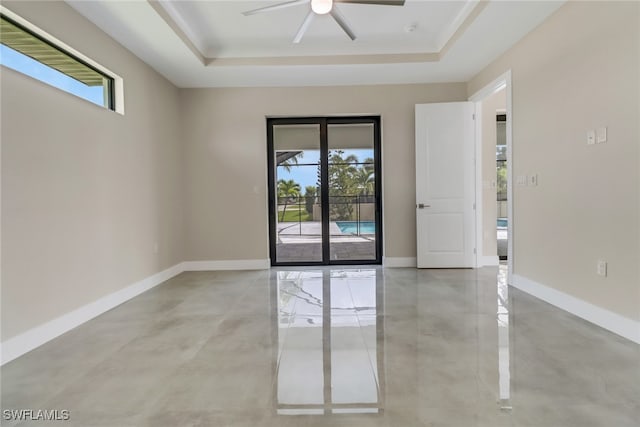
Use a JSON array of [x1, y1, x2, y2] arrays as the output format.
[[267, 116, 382, 266]]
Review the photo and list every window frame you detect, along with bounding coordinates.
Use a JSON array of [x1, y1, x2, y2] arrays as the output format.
[[0, 6, 124, 114]]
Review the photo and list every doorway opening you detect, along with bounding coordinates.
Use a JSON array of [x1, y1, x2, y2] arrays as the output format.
[[496, 113, 508, 261], [469, 70, 513, 279], [267, 117, 382, 266]]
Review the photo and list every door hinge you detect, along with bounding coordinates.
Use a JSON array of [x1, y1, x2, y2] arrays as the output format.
[[473, 202, 476, 210], [472, 113, 476, 120], [473, 248, 477, 254]]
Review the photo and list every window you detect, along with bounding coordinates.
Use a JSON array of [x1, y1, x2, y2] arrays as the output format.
[[0, 11, 117, 111]]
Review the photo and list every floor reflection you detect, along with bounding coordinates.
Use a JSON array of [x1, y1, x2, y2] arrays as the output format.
[[274, 269, 384, 415], [273, 266, 517, 420], [497, 264, 511, 411], [3, 266, 639, 426]]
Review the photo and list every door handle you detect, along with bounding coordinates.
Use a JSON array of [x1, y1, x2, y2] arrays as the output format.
[[417, 203, 431, 209]]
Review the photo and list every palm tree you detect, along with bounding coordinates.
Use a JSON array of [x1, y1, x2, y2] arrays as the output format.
[[355, 165, 375, 196], [327, 150, 359, 220], [277, 151, 304, 172], [277, 179, 301, 222]]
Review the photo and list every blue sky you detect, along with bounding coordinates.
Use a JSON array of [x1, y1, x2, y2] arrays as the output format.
[[277, 148, 374, 190], [0, 44, 104, 106]]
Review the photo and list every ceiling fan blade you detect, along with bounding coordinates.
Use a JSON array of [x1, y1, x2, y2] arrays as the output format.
[[242, 0, 309, 16], [335, 0, 405, 5], [330, 8, 356, 41], [293, 10, 315, 43]]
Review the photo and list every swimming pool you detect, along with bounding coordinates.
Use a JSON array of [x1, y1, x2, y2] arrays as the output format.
[[336, 221, 376, 234]]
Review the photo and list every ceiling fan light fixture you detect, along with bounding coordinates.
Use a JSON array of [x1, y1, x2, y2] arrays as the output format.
[[311, 0, 333, 15]]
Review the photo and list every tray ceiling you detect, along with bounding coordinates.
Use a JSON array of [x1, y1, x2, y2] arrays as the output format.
[[65, 0, 565, 87]]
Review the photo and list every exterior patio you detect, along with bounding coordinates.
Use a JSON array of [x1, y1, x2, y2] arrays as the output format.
[[276, 221, 376, 263]]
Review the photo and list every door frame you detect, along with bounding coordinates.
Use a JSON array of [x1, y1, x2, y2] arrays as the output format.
[[267, 116, 383, 266], [469, 70, 514, 282]]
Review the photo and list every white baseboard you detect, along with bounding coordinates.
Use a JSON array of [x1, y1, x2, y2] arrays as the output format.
[[1, 262, 185, 366], [383, 257, 417, 268], [511, 274, 640, 344], [183, 259, 270, 271], [0, 258, 273, 365], [481, 256, 500, 266]]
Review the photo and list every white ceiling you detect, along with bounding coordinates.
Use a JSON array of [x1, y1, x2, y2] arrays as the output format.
[[66, 0, 565, 88], [167, 0, 469, 57]]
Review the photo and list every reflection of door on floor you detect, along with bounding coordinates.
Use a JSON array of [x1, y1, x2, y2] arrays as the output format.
[[267, 117, 382, 266], [275, 269, 384, 414]]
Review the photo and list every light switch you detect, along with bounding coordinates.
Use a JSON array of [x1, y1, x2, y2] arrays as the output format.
[[516, 175, 528, 186], [597, 127, 607, 143], [587, 129, 596, 145]]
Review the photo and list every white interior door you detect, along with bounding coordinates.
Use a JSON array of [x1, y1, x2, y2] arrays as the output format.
[[415, 102, 475, 268]]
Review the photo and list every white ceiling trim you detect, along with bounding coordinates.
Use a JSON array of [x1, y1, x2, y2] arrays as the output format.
[[156, 0, 207, 55], [439, 0, 487, 58], [149, 0, 206, 65], [435, 0, 480, 51], [207, 51, 439, 66], [152, 0, 485, 67]]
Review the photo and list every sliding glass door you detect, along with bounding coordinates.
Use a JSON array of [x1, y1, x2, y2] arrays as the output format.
[[270, 123, 323, 263], [268, 117, 382, 266], [327, 123, 378, 262]]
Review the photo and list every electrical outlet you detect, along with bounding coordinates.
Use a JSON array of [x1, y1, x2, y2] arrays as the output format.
[[587, 129, 596, 145], [529, 174, 538, 186], [597, 260, 607, 277]]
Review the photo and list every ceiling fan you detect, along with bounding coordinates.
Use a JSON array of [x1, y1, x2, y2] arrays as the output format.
[[242, 0, 406, 43]]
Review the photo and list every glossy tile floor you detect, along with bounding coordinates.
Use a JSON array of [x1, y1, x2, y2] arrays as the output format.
[[2, 266, 639, 427]]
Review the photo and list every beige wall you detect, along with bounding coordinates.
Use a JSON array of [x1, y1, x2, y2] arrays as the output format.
[[1, 1, 184, 339], [179, 84, 467, 261], [480, 90, 506, 259], [469, 1, 640, 320]]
